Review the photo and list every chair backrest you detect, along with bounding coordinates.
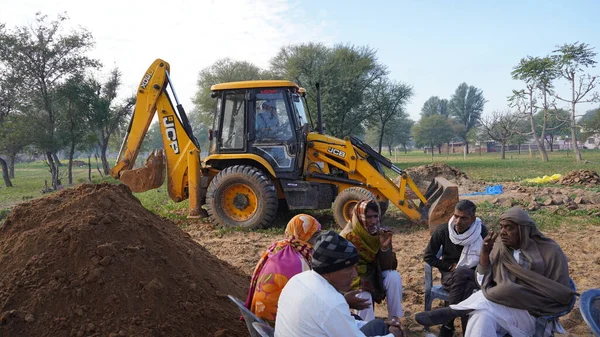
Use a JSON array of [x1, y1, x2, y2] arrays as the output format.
[[228, 295, 266, 337], [579, 288, 600, 336], [253, 322, 275, 337]]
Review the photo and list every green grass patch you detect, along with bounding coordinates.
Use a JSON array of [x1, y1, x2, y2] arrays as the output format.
[[2, 150, 599, 228], [385, 149, 600, 182]]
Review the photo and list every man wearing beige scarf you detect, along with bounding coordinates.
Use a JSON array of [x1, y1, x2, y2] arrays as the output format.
[[417, 207, 577, 337]]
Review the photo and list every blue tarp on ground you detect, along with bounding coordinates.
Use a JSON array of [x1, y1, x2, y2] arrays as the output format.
[[460, 184, 503, 196]]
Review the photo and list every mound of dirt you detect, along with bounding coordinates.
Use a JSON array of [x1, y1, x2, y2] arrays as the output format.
[[400, 163, 469, 191], [0, 183, 249, 337], [560, 169, 600, 186]]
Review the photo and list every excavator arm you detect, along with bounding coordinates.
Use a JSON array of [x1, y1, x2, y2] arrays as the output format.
[[304, 133, 458, 230], [110, 59, 204, 216]]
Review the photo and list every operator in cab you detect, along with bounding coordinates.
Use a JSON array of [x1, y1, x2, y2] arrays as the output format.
[[256, 100, 280, 132]]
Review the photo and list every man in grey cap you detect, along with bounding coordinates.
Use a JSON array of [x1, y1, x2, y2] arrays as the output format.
[[275, 230, 405, 337]]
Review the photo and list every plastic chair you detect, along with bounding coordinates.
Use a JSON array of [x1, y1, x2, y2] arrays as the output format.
[[228, 295, 267, 337], [578, 288, 600, 337], [253, 322, 275, 337], [424, 247, 450, 312], [530, 277, 578, 337]]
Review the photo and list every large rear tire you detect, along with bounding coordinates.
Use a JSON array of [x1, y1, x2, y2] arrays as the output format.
[[332, 187, 376, 228], [206, 165, 277, 229]]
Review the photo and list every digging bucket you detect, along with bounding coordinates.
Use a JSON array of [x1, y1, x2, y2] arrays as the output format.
[[419, 177, 459, 233], [119, 150, 166, 193]]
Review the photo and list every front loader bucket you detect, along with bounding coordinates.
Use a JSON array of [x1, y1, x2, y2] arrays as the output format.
[[419, 177, 459, 233], [119, 150, 165, 193]]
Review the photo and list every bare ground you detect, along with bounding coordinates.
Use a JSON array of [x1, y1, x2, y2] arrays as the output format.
[[183, 165, 599, 336]]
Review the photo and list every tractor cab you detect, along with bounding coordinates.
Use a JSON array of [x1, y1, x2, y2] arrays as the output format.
[[208, 81, 309, 178]]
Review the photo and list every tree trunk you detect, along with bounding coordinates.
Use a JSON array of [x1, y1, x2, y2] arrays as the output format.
[[501, 141, 506, 160], [403, 144, 407, 154], [377, 123, 385, 154], [430, 144, 434, 161], [68, 141, 76, 185], [53, 152, 63, 167], [94, 153, 104, 178], [437, 144, 442, 154], [0, 157, 13, 187], [546, 135, 554, 152], [388, 146, 392, 157], [518, 143, 521, 155], [100, 140, 111, 175], [465, 140, 469, 155], [88, 155, 92, 182], [46, 152, 59, 190], [8, 153, 16, 179], [529, 115, 548, 161], [570, 99, 583, 162]]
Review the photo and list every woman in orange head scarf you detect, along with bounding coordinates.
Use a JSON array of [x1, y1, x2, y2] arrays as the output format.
[[244, 214, 322, 323]]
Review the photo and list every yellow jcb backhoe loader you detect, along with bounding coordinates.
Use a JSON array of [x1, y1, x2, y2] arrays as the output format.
[[110, 59, 458, 231]]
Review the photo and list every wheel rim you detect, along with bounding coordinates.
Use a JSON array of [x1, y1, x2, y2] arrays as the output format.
[[342, 200, 358, 223], [221, 183, 258, 222]]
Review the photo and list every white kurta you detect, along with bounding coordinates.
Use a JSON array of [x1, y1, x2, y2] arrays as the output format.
[[275, 270, 393, 337], [354, 270, 403, 321]]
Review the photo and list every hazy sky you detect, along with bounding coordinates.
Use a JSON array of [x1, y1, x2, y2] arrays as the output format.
[[2, 0, 600, 122]]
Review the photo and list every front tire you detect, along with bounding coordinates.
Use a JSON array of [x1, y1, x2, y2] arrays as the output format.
[[332, 187, 376, 228], [206, 165, 277, 229]]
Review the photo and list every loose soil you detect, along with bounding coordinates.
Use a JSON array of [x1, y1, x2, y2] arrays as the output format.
[[0, 183, 249, 337]]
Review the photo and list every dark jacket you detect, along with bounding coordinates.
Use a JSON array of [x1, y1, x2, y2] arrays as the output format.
[[423, 222, 488, 272]]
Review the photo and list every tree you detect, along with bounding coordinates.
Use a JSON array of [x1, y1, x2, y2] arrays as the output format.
[[388, 117, 414, 155], [88, 68, 135, 175], [54, 73, 96, 184], [448, 83, 486, 153], [510, 56, 558, 161], [552, 42, 600, 162], [421, 96, 449, 117], [581, 107, 600, 147], [270, 43, 388, 137], [0, 13, 100, 189], [581, 107, 600, 132], [363, 79, 413, 153], [411, 115, 454, 161], [533, 109, 570, 151], [480, 110, 519, 159], [192, 58, 265, 126]]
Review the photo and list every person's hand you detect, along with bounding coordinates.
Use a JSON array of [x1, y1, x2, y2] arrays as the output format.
[[449, 263, 457, 272], [482, 229, 499, 255], [388, 325, 406, 337], [379, 228, 393, 250], [344, 289, 371, 310]]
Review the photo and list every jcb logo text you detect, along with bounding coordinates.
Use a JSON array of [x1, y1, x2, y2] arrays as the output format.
[[327, 147, 346, 158], [163, 116, 180, 154]]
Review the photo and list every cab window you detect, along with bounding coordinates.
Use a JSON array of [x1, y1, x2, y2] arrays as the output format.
[[220, 91, 245, 150], [255, 89, 293, 143]]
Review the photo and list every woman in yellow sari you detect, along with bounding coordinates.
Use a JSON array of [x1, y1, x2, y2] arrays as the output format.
[[340, 199, 403, 322], [244, 214, 322, 324]]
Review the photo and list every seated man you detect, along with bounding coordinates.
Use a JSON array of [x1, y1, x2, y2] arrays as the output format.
[[256, 100, 279, 132], [416, 207, 576, 337], [275, 230, 405, 337], [423, 199, 487, 336], [341, 199, 403, 322]]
